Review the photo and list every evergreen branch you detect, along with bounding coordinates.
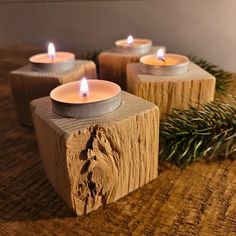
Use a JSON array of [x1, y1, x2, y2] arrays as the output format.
[[159, 100, 236, 168], [189, 55, 232, 95]]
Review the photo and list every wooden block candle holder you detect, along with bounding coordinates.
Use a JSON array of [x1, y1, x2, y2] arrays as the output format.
[[31, 91, 159, 216], [98, 46, 163, 90], [127, 62, 216, 119], [10, 60, 97, 126]]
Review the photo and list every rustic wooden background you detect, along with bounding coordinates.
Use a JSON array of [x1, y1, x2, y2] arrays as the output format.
[[0, 47, 236, 236]]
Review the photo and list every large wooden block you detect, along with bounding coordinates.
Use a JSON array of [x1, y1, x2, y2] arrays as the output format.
[[127, 62, 216, 119], [31, 91, 159, 216], [98, 47, 160, 90], [10, 60, 97, 126]]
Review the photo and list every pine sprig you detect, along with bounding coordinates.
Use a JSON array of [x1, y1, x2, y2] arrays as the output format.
[[159, 100, 236, 168], [189, 56, 232, 95]]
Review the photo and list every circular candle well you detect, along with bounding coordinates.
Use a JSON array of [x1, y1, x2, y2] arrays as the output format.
[[115, 38, 152, 54], [50, 80, 122, 118], [140, 54, 189, 76], [29, 52, 75, 72]]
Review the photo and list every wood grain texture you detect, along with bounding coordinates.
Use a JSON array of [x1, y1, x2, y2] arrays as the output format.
[[127, 62, 216, 119], [1, 47, 236, 235], [9, 60, 97, 126], [31, 92, 159, 215], [98, 47, 159, 90]]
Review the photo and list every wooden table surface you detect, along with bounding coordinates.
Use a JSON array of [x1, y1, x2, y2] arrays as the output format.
[[0, 47, 236, 236]]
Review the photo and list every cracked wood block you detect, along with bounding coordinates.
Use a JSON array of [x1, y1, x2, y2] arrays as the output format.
[[31, 91, 159, 216], [127, 62, 216, 119], [10, 60, 97, 126], [98, 47, 160, 90]]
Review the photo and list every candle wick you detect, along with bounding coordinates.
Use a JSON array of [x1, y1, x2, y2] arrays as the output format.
[[160, 58, 166, 63], [82, 93, 87, 98]]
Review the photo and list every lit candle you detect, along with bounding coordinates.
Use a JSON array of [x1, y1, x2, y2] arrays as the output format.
[[50, 79, 121, 118], [48, 42, 56, 60], [29, 42, 75, 72], [115, 35, 152, 54], [80, 78, 89, 98], [140, 48, 189, 75], [156, 48, 165, 62], [127, 35, 134, 45]]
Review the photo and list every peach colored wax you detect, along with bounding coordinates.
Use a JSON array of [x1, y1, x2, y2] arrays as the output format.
[[50, 80, 121, 104], [140, 54, 189, 67], [140, 53, 189, 75], [29, 52, 75, 64], [115, 38, 152, 48]]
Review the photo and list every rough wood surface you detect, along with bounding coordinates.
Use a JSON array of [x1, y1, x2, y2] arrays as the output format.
[[1, 47, 236, 235], [31, 92, 159, 215], [127, 62, 216, 119], [98, 47, 159, 90], [10, 60, 97, 126]]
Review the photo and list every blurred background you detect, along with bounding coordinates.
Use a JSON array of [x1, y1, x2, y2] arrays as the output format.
[[0, 0, 235, 71]]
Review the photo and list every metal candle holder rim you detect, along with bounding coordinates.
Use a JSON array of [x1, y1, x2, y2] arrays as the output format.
[[29, 52, 75, 73], [140, 53, 189, 68], [115, 38, 152, 55], [50, 80, 122, 118], [115, 38, 152, 49], [139, 53, 189, 76], [50, 80, 121, 104], [29, 51, 75, 63]]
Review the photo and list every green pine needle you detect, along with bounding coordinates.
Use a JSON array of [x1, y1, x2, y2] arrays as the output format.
[[189, 55, 232, 95], [82, 51, 235, 168], [159, 100, 236, 168]]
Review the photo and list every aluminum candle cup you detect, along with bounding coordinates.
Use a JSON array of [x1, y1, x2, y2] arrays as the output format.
[[50, 80, 122, 118], [29, 52, 75, 72], [115, 38, 152, 54], [140, 54, 189, 76]]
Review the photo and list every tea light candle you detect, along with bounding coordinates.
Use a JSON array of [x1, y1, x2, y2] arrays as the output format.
[[29, 42, 75, 72], [140, 48, 189, 75], [50, 78, 121, 118], [115, 35, 152, 54]]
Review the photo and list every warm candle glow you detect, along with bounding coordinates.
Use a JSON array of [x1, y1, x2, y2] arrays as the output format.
[[80, 78, 89, 98], [156, 48, 165, 61], [127, 35, 134, 45], [140, 52, 189, 75], [50, 80, 121, 117], [48, 42, 56, 59]]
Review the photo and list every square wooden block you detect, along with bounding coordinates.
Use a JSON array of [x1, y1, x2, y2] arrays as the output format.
[[98, 47, 161, 90], [31, 91, 159, 216], [127, 62, 216, 119], [10, 60, 97, 126]]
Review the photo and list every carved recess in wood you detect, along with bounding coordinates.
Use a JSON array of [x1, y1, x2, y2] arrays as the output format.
[[74, 125, 120, 213], [31, 93, 159, 215]]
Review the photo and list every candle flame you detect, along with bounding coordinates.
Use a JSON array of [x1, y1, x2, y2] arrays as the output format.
[[80, 78, 89, 98], [48, 42, 56, 59], [156, 48, 165, 61], [127, 35, 134, 45]]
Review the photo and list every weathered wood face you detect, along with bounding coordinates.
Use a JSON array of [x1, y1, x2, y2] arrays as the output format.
[[9, 60, 97, 126], [31, 92, 159, 215], [98, 46, 161, 90], [1, 48, 236, 235], [127, 62, 216, 119]]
